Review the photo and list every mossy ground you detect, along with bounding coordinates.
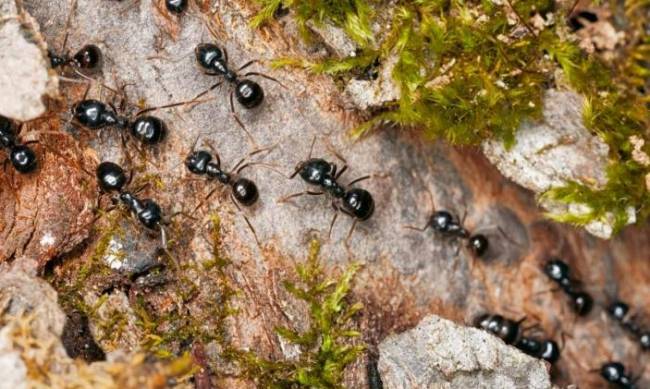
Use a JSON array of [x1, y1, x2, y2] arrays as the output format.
[[250, 0, 650, 233], [48, 212, 364, 388]]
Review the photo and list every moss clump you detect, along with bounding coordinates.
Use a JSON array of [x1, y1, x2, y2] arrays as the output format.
[[251, 0, 650, 233], [234, 239, 365, 388]]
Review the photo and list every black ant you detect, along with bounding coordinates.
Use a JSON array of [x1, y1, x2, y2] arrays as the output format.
[[279, 139, 374, 243], [474, 313, 560, 364], [49, 45, 102, 73], [47, 0, 102, 78], [96, 161, 169, 248], [193, 42, 283, 143], [0, 115, 38, 174], [185, 142, 278, 245], [600, 361, 638, 389], [71, 84, 198, 146], [543, 258, 593, 316], [607, 300, 650, 351], [166, 0, 188, 14]]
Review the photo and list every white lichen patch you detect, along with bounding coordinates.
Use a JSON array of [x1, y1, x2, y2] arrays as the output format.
[[104, 238, 125, 270], [39, 232, 56, 247]]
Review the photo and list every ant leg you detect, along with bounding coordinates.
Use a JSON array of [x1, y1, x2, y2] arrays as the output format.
[[193, 81, 224, 101], [277, 191, 323, 203], [231, 143, 278, 172], [344, 219, 359, 248], [308, 136, 316, 159], [347, 175, 371, 186], [237, 59, 260, 72], [402, 222, 429, 232], [230, 193, 260, 247], [193, 186, 220, 214], [243, 71, 287, 89], [229, 90, 257, 147], [135, 95, 215, 116], [328, 201, 340, 239], [334, 165, 349, 180], [60, 0, 79, 53]]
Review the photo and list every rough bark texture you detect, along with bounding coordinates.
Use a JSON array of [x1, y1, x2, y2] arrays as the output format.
[[1, 0, 650, 388]]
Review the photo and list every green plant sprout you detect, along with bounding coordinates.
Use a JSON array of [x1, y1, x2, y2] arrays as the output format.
[[234, 239, 365, 388]]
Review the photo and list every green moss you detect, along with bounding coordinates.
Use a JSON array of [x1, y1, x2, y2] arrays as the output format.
[[251, 0, 650, 233], [234, 239, 365, 388]]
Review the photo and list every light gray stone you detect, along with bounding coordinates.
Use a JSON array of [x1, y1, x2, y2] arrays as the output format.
[[0, 1, 57, 121], [378, 315, 553, 389], [482, 90, 633, 239]]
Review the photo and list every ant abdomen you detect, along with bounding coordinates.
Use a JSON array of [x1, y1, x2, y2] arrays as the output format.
[[235, 79, 263, 108], [343, 188, 374, 221]]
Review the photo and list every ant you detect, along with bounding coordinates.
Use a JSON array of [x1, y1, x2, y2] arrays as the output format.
[[185, 142, 279, 244], [1, 115, 37, 174], [49, 45, 102, 73], [474, 313, 560, 364], [71, 83, 199, 146], [193, 41, 283, 143], [279, 139, 374, 243], [96, 161, 169, 248], [166, 0, 188, 14], [607, 300, 650, 351], [47, 0, 102, 79], [600, 361, 638, 389], [543, 258, 593, 316]]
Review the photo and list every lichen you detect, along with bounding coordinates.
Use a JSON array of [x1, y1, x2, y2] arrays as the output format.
[[251, 0, 650, 233]]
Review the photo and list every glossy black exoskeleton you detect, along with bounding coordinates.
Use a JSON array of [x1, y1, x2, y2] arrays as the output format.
[[514, 337, 560, 364], [0, 115, 37, 174], [408, 208, 490, 257], [195, 43, 269, 109], [166, 0, 188, 14], [96, 161, 167, 245], [49, 44, 103, 72], [288, 155, 375, 239], [543, 258, 593, 316], [72, 100, 167, 145], [607, 300, 650, 351], [185, 149, 259, 206], [474, 313, 522, 345], [600, 362, 637, 389], [475, 312, 561, 364]]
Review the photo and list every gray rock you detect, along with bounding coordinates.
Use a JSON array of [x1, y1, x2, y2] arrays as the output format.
[[482, 90, 633, 239], [378, 315, 552, 389], [0, 1, 57, 121]]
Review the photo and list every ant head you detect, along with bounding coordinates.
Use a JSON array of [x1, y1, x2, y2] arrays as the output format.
[[607, 301, 630, 321], [72, 45, 102, 70], [343, 188, 375, 221], [130, 116, 166, 144], [601, 361, 626, 382], [543, 258, 570, 282], [195, 43, 224, 70], [468, 234, 489, 257], [235, 79, 264, 109], [570, 290, 594, 316], [232, 178, 259, 206], [166, 0, 188, 14], [186, 150, 213, 175], [10, 145, 37, 173], [96, 162, 127, 192]]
